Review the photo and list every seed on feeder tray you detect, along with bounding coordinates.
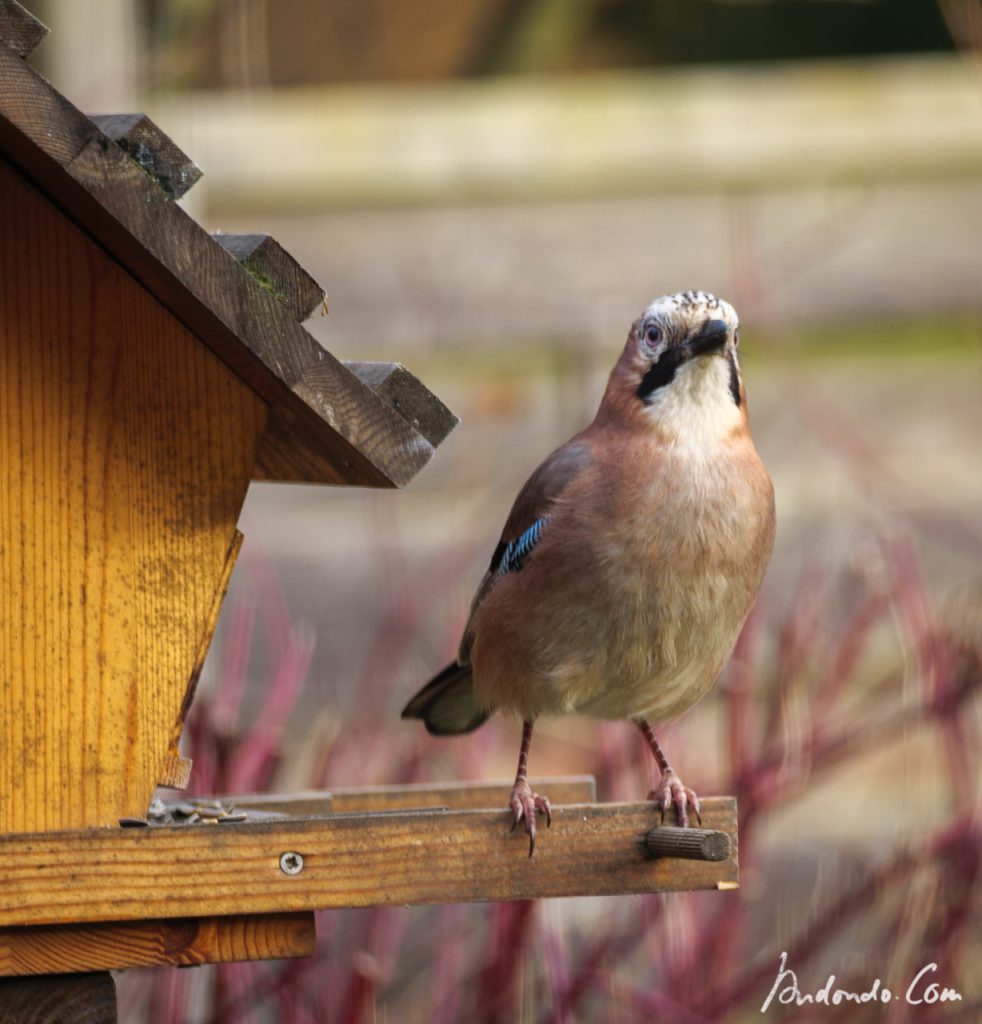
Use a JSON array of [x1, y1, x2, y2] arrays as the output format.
[[119, 817, 149, 828], [219, 811, 248, 823]]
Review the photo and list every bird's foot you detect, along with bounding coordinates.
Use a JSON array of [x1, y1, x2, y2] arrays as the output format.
[[648, 770, 701, 828], [510, 779, 552, 857]]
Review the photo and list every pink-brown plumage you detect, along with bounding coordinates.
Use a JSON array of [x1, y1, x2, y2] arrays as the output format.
[[404, 291, 775, 853]]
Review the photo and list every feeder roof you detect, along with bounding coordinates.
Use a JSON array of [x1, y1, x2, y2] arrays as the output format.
[[0, 0, 456, 487]]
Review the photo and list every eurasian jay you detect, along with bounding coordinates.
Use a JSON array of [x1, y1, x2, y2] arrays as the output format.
[[403, 291, 775, 854]]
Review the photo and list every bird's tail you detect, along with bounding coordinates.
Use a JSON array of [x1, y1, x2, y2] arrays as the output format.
[[401, 662, 491, 736]]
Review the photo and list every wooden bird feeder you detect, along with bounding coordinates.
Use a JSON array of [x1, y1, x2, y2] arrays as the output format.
[[0, 3, 738, 1018]]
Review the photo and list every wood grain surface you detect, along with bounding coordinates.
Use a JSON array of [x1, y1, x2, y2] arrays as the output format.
[[0, 46, 447, 487], [0, 158, 266, 832], [213, 233, 325, 321], [344, 361, 459, 447], [0, 798, 738, 927], [0, 0, 47, 59], [0, 913, 316, 976], [0, 974, 117, 1023], [89, 113, 202, 200]]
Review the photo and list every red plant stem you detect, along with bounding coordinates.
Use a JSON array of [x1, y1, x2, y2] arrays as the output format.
[[764, 563, 830, 749], [622, 979, 719, 1024], [546, 903, 661, 1024], [726, 598, 763, 785], [540, 925, 571, 1024], [739, 661, 979, 830], [432, 904, 467, 1024], [813, 588, 891, 723], [476, 901, 537, 1024]]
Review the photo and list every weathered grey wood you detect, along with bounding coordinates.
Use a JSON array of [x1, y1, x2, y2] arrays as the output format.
[[0, 46, 447, 487], [227, 776, 597, 815], [213, 232, 326, 321], [0, 798, 738, 927], [90, 113, 202, 199], [345, 361, 459, 447], [644, 826, 732, 861], [0, 0, 48, 59], [0, 973, 116, 1023]]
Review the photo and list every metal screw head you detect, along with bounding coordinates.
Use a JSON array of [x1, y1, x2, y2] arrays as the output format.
[[279, 851, 304, 875]]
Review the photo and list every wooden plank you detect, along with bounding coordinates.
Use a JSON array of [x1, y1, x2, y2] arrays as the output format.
[[156, 754, 193, 791], [213, 233, 325, 321], [330, 776, 597, 812], [161, 529, 245, 788], [344, 361, 459, 447], [0, 913, 316, 976], [89, 113, 202, 200], [0, 798, 738, 927], [225, 792, 334, 815], [226, 776, 596, 815], [0, 159, 267, 833], [0, 50, 445, 487], [0, 0, 48, 59], [0, 973, 116, 1024]]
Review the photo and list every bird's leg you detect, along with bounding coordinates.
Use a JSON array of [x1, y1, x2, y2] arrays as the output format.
[[636, 719, 701, 827], [509, 720, 552, 857]]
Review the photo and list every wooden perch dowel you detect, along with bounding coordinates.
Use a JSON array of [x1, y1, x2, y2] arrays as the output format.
[[644, 826, 732, 861]]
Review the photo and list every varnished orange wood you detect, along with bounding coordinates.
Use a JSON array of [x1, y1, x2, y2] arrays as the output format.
[[0, 913, 316, 976], [0, 158, 268, 833]]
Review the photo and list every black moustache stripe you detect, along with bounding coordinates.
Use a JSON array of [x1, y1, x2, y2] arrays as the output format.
[[637, 348, 686, 401], [728, 351, 741, 407]]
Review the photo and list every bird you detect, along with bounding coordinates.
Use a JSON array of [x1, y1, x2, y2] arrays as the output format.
[[402, 291, 775, 855]]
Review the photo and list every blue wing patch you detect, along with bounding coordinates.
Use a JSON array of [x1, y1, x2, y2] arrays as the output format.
[[498, 517, 548, 574]]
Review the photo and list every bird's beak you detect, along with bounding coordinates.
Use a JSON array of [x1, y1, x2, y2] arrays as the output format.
[[681, 319, 730, 361]]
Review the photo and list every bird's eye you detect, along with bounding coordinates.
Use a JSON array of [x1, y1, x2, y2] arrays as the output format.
[[644, 324, 661, 345]]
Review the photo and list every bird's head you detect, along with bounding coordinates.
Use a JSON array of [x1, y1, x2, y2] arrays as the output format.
[[599, 291, 747, 443]]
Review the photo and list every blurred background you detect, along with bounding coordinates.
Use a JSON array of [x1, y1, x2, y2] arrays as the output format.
[[23, 0, 982, 1020]]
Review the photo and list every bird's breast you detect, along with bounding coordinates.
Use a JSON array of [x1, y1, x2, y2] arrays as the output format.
[[471, 435, 775, 725]]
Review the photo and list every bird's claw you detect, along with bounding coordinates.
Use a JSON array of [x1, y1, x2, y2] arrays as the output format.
[[648, 770, 701, 828], [510, 780, 552, 857]]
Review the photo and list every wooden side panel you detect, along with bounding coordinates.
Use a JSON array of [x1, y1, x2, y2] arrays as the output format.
[[0, 913, 316, 976], [0, 158, 268, 833], [161, 528, 244, 788]]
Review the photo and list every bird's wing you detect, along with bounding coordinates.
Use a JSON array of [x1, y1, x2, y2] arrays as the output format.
[[458, 438, 592, 664]]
